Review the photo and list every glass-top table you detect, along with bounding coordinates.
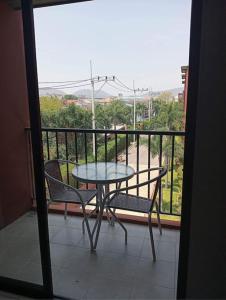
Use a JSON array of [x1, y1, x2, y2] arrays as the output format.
[[72, 162, 135, 250], [72, 162, 134, 184]]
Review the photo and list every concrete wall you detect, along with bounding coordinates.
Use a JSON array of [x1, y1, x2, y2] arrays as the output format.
[[182, 1, 226, 298], [0, 2, 32, 228]]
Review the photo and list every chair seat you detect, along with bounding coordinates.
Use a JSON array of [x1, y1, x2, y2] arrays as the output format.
[[107, 193, 153, 213], [52, 189, 97, 205]]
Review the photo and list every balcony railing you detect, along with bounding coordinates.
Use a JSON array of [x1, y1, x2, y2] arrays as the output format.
[[40, 128, 185, 219]]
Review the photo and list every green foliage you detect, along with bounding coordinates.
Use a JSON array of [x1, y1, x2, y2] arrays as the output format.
[[57, 104, 92, 129], [40, 97, 92, 129], [97, 134, 133, 161], [40, 97, 63, 127], [136, 102, 147, 120], [143, 100, 184, 131], [161, 170, 182, 215], [97, 100, 132, 129], [95, 104, 112, 129]]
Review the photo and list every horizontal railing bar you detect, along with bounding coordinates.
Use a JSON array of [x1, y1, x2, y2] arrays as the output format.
[[25, 127, 185, 136]]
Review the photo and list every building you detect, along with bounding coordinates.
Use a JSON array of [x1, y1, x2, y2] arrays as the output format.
[[63, 99, 79, 106], [181, 66, 189, 121], [0, 1, 225, 299], [178, 66, 189, 127], [95, 97, 114, 105]]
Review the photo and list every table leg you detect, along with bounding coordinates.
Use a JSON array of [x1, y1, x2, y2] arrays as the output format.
[[91, 184, 103, 248], [105, 184, 112, 224]]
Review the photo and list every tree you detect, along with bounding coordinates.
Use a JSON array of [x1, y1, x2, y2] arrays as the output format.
[[95, 104, 112, 129], [143, 100, 184, 131], [106, 99, 132, 129], [56, 104, 92, 129], [158, 91, 174, 103], [136, 102, 147, 121], [39, 96, 63, 127], [64, 94, 78, 100]]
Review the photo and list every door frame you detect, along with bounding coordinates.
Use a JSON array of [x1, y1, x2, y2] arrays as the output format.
[[177, 1, 203, 298], [0, 0, 204, 298], [0, 0, 53, 298]]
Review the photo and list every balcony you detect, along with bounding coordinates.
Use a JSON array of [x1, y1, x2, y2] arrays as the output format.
[[0, 127, 183, 299]]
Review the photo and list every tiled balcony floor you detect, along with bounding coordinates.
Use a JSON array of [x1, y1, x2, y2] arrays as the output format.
[[0, 212, 179, 299]]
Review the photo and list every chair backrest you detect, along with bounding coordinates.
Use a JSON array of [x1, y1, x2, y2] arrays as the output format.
[[45, 160, 64, 200]]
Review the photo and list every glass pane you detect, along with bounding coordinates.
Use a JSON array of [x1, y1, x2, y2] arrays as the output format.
[[0, 0, 43, 285]]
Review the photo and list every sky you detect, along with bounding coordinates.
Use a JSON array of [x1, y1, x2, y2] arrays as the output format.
[[34, 0, 191, 95]]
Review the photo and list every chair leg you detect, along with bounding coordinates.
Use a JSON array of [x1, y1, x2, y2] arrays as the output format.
[[105, 208, 112, 224], [64, 203, 68, 220], [109, 208, 127, 244], [81, 205, 94, 250], [148, 214, 156, 261], [155, 202, 162, 235], [93, 204, 105, 249], [82, 206, 97, 234], [110, 208, 116, 226]]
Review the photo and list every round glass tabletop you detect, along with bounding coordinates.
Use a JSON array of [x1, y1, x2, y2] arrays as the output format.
[[72, 162, 135, 184]]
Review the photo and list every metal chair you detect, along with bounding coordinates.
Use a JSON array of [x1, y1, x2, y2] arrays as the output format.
[[105, 167, 167, 261], [44, 159, 97, 250]]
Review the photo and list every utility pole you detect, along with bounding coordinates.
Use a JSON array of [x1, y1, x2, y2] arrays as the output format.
[[90, 60, 96, 156], [133, 80, 148, 141], [90, 60, 95, 131], [133, 80, 136, 132], [89, 60, 115, 156]]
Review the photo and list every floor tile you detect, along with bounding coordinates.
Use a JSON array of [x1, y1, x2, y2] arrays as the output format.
[[137, 258, 176, 289], [140, 237, 160, 260], [156, 241, 176, 262], [131, 282, 175, 299], [106, 234, 144, 257], [0, 213, 179, 300], [51, 227, 83, 246], [16, 262, 43, 285], [159, 229, 180, 243], [85, 276, 133, 300], [53, 266, 88, 299]]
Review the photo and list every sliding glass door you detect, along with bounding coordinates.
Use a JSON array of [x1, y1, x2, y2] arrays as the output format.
[[0, 0, 52, 297]]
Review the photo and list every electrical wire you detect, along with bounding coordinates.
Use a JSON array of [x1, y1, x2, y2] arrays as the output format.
[[39, 78, 92, 84], [95, 81, 107, 96], [40, 82, 92, 90], [39, 77, 111, 90], [115, 77, 133, 91], [39, 81, 89, 89], [39, 76, 136, 95], [106, 81, 130, 94]]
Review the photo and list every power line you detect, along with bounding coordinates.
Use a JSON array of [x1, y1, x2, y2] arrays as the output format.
[[115, 77, 133, 91], [95, 81, 107, 96], [40, 82, 92, 89], [39, 82, 90, 89], [39, 78, 91, 84], [40, 76, 116, 90], [106, 81, 130, 93]]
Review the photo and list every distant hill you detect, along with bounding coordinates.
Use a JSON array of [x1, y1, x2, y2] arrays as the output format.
[[160, 87, 183, 97], [146, 87, 183, 98], [73, 89, 112, 99], [39, 88, 65, 97], [38, 86, 183, 99]]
